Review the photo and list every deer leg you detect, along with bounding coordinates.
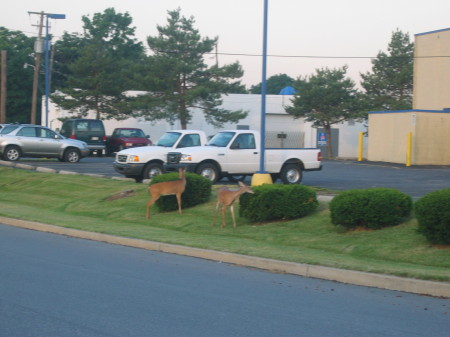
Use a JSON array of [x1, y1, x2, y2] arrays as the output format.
[[230, 204, 237, 229], [213, 201, 221, 226], [221, 205, 227, 228], [146, 195, 159, 219], [176, 193, 182, 215]]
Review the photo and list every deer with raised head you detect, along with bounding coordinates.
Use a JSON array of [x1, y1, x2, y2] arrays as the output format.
[[214, 181, 254, 228], [146, 167, 186, 219]]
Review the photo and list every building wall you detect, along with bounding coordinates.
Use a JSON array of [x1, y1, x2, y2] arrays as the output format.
[[413, 28, 450, 110], [368, 110, 450, 165], [44, 93, 365, 157], [368, 112, 413, 164], [414, 111, 450, 165]]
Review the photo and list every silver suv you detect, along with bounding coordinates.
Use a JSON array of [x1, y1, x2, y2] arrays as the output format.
[[0, 124, 89, 163]]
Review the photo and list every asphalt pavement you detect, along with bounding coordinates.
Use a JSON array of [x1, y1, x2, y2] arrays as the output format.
[[2, 157, 449, 198]]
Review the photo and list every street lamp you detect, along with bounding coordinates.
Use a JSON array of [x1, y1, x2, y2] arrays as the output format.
[[44, 13, 65, 127], [251, 0, 272, 186]]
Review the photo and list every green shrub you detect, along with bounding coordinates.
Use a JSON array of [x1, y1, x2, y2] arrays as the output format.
[[329, 188, 412, 230], [415, 188, 450, 245], [239, 184, 318, 222], [149, 172, 212, 212]]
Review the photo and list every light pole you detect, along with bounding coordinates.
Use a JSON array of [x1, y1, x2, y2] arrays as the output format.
[[44, 13, 65, 127], [251, 0, 272, 186]]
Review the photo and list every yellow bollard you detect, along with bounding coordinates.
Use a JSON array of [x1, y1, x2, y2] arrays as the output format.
[[358, 132, 364, 161], [251, 173, 273, 186], [406, 132, 412, 167]]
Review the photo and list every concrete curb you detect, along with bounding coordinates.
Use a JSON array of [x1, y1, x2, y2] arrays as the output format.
[[1, 216, 449, 298]]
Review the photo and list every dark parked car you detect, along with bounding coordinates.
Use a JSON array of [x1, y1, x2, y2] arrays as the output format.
[[105, 128, 152, 156], [0, 124, 89, 162], [60, 119, 106, 156]]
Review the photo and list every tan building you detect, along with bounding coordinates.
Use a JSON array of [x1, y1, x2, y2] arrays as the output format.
[[367, 28, 450, 165], [413, 28, 450, 110], [368, 110, 450, 165]]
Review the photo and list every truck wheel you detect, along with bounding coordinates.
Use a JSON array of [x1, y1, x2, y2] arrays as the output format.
[[196, 163, 220, 183], [280, 164, 303, 184], [3, 145, 21, 161], [64, 149, 81, 163], [143, 163, 163, 179]]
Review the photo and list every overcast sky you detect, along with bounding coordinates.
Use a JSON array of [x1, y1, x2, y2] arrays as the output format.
[[2, 0, 450, 87]]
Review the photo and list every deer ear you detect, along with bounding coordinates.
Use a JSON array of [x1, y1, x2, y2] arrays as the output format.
[[238, 181, 245, 187]]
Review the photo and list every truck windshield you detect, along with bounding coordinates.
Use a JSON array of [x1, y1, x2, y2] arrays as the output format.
[[156, 132, 181, 147], [207, 132, 235, 147]]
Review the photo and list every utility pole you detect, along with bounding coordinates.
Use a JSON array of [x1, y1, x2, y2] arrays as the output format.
[[0, 50, 6, 123], [29, 11, 45, 125]]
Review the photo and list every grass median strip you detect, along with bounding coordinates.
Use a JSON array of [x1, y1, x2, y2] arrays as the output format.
[[1, 166, 449, 282]]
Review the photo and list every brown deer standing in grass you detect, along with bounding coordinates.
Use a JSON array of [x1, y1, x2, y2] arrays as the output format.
[[214, 181, 254, 228], [146, 167, 186, 219]]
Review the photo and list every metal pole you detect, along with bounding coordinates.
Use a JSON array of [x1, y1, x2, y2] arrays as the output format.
[[259, 0, 268, 173], [0, 50, 6, 123], [44, 15, 50, 127]]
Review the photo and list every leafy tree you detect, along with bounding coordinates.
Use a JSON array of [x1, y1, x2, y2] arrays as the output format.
[[360, 29, 413, 111], [250, 73, 295, 94], [52, 8, 144, 120], [286, 66, 361, 159], [52, 32, 85, 91], [0, 27, 36, 123], [136, 8, 247, 129]]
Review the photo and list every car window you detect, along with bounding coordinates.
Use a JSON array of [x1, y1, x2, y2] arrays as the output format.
[[231, 134, 256, 149], [156, 132, 181, 147], [60, 121, 72, 135], [76, 121, 89, 131], [39, 128, 57, 139], [17, 127, 37, 137], [177, 134, 201, 148], [89, 120, 104, 131], [0, 125, 19, 134], [207, 132, 235, 147]]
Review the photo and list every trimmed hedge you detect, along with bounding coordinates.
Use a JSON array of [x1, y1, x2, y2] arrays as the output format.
[[415, 188, 450, 245], [149, 172, 212, 212], [239, 184, 318, 222], [329, 188, 412, 230]]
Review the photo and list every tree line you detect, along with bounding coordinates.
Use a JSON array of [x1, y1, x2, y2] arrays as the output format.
[[0, 7, 413, 155]]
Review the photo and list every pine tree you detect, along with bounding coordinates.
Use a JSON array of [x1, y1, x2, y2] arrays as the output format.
[[360, 29, 414, 111], [135, 8, 247, 129]]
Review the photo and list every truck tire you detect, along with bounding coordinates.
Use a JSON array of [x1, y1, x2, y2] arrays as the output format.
[[3, 145, 21, 161], [196, 163, 220, 183], [280, 163, 303, 184], [143, 162, 164, 180]]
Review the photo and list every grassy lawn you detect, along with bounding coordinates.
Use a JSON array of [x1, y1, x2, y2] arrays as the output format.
[[1, 166, 449, 282]]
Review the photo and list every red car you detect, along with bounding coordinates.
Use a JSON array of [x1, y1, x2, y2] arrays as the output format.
[[106, 128, 152, 155]]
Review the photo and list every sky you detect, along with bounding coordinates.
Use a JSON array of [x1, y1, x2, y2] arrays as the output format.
[[2, 0, 450, 88]]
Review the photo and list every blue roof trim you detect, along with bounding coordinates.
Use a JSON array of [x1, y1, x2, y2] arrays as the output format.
[[415, 28, 450, 36], [369, 109, 450, 114]]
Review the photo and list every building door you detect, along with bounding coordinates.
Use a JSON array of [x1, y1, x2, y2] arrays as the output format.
[[317, 128, 339, 158]]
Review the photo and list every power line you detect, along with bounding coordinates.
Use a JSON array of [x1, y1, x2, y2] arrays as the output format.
[[207, 52, 450, 59]]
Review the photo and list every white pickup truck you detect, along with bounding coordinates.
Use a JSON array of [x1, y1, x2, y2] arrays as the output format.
[[164, 130, 322, 184], [113, 130, 208, 182]]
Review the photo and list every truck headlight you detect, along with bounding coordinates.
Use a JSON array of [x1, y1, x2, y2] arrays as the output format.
[[129, 155, 140, 162], [181, 154, 192, 161]]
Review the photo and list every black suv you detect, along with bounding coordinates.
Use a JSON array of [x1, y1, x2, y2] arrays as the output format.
[[60, 119, 106, 156]]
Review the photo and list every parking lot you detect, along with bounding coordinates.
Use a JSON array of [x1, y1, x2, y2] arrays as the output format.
[[2, 157, 450, 199]]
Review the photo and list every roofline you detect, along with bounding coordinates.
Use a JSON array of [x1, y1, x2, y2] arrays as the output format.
[[415, 27, 450, 37], [369, 109, 450, 114]]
